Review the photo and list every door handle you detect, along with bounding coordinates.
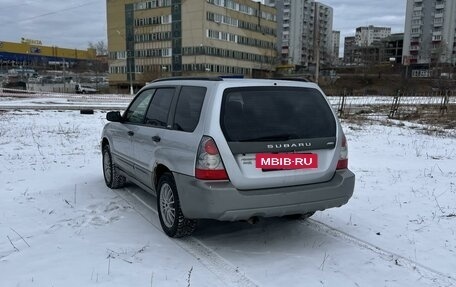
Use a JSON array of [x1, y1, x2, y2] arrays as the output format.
[[152, 136, 161, 142], [128, 131, 134, 136]]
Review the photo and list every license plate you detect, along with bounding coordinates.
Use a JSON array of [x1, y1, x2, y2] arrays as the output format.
[[256, 153, 318, 170]]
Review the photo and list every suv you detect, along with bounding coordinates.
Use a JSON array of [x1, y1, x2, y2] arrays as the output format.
[[101, 77, 355, 237]]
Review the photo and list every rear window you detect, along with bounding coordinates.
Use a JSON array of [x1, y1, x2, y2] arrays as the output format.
[[221, 87, 336, 142]]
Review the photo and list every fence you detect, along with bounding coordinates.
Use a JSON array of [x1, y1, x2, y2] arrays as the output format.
[[0, 88, 132, 111], [1, 87, 455, 122], [0, 87, 133, 102], [328, 90, 456, 120]]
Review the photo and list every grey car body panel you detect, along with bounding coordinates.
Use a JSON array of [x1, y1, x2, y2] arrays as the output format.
[[174, 170, 355, 221]]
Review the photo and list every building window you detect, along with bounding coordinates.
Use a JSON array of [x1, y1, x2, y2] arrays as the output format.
[[135, 15, 172, 26], [162, 15, 172, 24], [206, 0, 276, 22], [134, 0, 171, 10]]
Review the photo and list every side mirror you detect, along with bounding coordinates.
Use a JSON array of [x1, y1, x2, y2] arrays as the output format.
[[106, 111, 123, 122]]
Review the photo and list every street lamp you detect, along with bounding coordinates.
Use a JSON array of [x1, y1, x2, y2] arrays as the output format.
[[128, 50, 133, 95], [116, 30, 134, 95]]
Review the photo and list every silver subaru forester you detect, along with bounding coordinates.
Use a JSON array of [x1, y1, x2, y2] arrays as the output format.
[[101, 77, 355, 237]]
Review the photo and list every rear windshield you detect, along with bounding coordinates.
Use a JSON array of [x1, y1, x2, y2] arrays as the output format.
[[220, 87, 336, 142]]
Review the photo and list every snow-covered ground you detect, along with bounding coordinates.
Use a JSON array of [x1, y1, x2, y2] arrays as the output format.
[[0, 93, 131, 110], [0, 105, 455, 286]]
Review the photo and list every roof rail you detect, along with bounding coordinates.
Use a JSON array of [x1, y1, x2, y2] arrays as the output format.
[[152, 76, 224, 83], [268, 77, 311, 82]]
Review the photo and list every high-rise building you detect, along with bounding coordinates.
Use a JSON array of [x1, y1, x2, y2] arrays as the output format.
[[265, 0, 333, 68], [332, 30, 340, 59], [107, 0, 277, 90], [343, 36, 356, 64], [355, 25, 391, 47], [380, 33, 404, 64], [403, 0, 456, 65], [343, 33, 403, 65]]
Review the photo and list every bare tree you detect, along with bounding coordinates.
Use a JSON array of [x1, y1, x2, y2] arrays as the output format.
[[431, 41, 452, 91], [88, 40, 108, 56], [140, 65, 164, 83]]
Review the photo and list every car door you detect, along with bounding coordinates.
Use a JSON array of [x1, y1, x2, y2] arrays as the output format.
[[132, 87, 177, 188], [111, 89, 154, 176]]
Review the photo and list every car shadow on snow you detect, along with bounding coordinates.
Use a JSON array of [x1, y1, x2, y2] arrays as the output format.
[[121, 182, 336, 251]]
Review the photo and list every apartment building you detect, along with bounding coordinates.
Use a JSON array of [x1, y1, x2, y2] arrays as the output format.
[[343, 36, 356, 64], [265, 0, 334, 68], [343, 33, 403, 65], [355, 25, 391, 47], [332, 30, 340, 59], [381, 33, 404, 64], [107, 0, 277, 90], [403, 0, 456, 65]]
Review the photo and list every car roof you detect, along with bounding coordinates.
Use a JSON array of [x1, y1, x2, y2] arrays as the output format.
[[145, 77, 319, 90]]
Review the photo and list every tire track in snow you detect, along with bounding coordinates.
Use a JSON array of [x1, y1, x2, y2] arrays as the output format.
[[113, 187, 259, 287], [305, 218, 456, 286]]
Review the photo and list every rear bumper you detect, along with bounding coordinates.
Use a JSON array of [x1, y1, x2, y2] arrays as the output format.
[[174, 170, 355, 221]]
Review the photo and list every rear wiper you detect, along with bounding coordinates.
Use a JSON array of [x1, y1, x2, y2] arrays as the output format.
[[239, 134, 299, 142]]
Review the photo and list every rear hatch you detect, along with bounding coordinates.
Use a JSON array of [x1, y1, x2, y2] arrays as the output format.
[[219, 86, 339, 190]]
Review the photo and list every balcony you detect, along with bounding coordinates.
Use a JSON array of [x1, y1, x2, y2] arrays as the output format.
[[432, 35, 442, 42], [434, 13, 444, 18], [413, 6, 423, 11], [433, 30, 442, 36], [435, 4, 445, 9], [434, 19, 443, 27], [411, 31, 422, 38], [410, 45, 420, 51]]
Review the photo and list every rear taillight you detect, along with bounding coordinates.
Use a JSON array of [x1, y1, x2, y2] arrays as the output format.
[[195, 136, 229, 180], [336, 134, 348, 170]]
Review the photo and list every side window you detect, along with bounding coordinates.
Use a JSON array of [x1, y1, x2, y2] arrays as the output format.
[[173, 86, 206, 132], [124, 89, 155, 124], [145, 88, 175, 127]]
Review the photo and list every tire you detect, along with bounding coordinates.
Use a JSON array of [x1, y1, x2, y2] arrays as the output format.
[[102, 144, 126, 189], [80, 109, 94, 115], [157, 172, 196, 238], [284, 211, 315, 220]]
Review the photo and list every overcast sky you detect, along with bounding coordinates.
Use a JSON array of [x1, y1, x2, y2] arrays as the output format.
[[0, 0, 106, 50], [0, 0, 406, 52], [323, 1, 406, 39]]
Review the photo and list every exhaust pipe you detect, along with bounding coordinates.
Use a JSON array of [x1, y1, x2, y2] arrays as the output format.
[[246, 216, 259, 225]]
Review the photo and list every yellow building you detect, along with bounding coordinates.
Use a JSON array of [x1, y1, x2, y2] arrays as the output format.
[[0, 38, 96, 67], [107, 0, 277, 90]]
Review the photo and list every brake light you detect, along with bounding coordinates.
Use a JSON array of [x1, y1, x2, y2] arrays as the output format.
[[204, 140, 219, 155], [195, 136, 229, 180], [336, 134, 348, 170]]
